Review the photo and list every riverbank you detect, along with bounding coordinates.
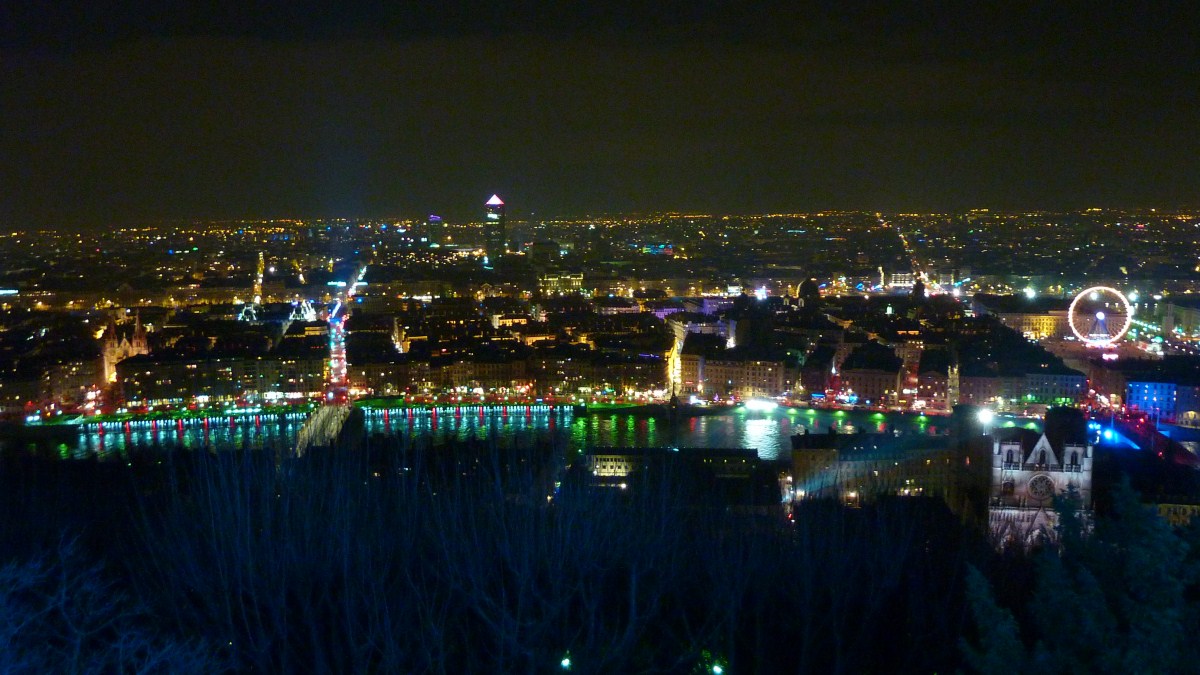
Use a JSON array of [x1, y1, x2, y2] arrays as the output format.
[[26, 402, 320, 427]]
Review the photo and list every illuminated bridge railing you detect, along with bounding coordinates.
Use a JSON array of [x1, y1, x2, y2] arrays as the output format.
[[362, 404, 573, 417]]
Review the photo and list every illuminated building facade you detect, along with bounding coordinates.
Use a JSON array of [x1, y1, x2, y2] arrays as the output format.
[[679, 353, 788, 399], [537, 272, 584, 295], [839, 367, 899, 406], [587, 447, 758, 479], [1125, 380, 1200, 425], [1162, 300, 1200, 337], [1024, 369, 1087, 405], [838, 342, 903, 407], [45, 360, 100, 406], [350, 360, 432, 397], [101, 316, 149, 384], [989, 422, 1093, 546], [971, 295, 1070, 340], [790, 432, 987, 521], [117, 354, 327, 405], [791, 407, 1094, 543], [915, 368, 950, 411], [995, 311, 1068, 339]]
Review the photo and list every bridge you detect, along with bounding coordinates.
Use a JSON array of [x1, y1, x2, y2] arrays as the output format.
[[295, 404, 355, 456], [295, 262, 369, 454]]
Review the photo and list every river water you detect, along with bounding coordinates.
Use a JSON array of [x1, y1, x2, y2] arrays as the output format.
[[49, 407, 988, 462]]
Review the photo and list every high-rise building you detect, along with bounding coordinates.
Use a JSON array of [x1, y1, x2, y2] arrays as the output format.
[[427, 214, 444, 247], [484, 194, 506, 260]]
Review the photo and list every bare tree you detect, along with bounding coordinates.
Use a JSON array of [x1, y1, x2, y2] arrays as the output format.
[[0, 539, 216, 674]]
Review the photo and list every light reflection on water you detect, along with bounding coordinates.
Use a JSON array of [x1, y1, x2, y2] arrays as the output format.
[[64, 416, 302, 461], [62, 408, 952, 461], [583, 411, 946, 460]]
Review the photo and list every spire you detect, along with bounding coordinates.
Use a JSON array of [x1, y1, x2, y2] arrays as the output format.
[[486, 194, 504, 207], [132, 310, 148, 349]]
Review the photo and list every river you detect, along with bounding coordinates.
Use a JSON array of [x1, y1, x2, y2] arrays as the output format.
[[36, 406, 996, 461]]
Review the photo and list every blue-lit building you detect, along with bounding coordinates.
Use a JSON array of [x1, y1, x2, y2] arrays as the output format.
[[1125, 380, 1200, 425], [1126, 380, 1177, 419]]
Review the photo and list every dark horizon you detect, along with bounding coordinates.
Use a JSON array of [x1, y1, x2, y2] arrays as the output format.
[[3, 3, 1199, 227]]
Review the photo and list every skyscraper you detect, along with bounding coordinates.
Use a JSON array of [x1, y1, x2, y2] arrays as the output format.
[[427, 214, 443, 247], [484, 194, 506, 260]]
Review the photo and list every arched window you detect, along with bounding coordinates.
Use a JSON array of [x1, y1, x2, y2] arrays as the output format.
[[1038, 450, 1047, 465], [1070, 451, 1078, 466], [1005, 449, 1014, 464]]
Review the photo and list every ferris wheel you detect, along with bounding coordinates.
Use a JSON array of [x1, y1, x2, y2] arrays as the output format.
[[1068, 286, 1132, 347]]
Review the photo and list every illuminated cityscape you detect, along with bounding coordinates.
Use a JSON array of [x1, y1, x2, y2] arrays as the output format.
[[5, 208, 1200, 415], [3, 4, 1200, 673], [5, 206, 1200, 670]]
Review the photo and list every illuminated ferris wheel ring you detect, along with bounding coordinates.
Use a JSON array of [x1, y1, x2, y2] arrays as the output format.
[[1068, 286, 1132, 347]]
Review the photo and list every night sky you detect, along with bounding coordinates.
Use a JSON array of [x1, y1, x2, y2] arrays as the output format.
[[2, 2, 1198, 226]]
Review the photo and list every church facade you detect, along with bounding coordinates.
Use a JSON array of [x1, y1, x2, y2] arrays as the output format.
[[989, 425, 1092, 545], [100, 316, 149, 385]]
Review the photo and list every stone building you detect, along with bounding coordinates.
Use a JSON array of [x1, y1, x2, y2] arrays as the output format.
[[100, 315, 149, 384], [988, 408, 1093, 545], [790, 406, 1093, 544]]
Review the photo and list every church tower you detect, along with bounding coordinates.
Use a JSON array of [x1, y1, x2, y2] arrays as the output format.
[[101, 314, 149, 384]]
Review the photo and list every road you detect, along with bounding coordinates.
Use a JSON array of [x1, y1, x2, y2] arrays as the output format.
[[325, 263, 366, 405]]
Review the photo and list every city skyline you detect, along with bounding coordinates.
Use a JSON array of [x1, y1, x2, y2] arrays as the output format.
[[5, 5, 1200, 672]]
